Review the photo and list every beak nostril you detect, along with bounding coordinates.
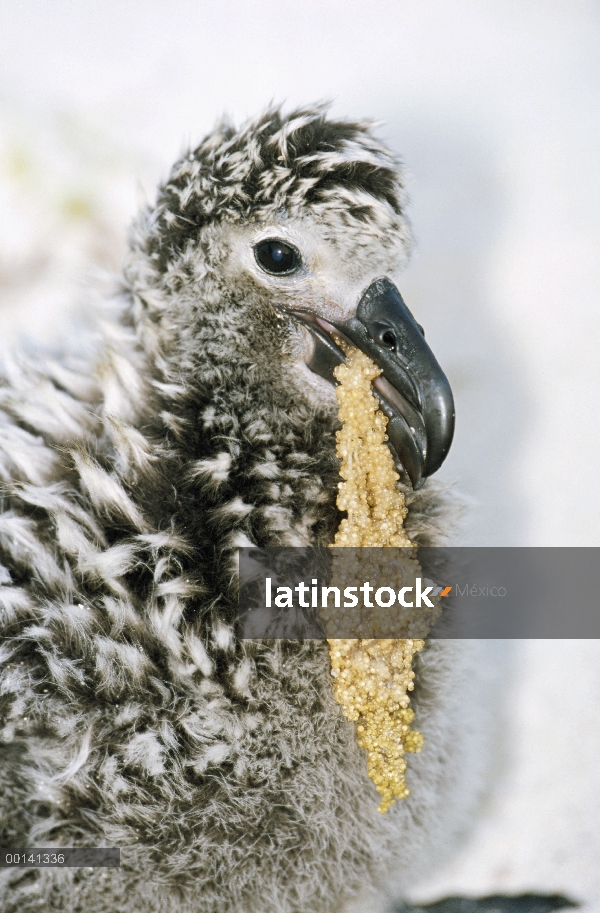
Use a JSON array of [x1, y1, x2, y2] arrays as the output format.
[[382, 330, 396, 351]]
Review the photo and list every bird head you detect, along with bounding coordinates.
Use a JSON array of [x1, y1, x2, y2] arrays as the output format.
[[126, 105, 454, 491]]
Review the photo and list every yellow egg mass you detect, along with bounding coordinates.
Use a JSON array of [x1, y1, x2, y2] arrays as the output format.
[[327, 344, 429, 814]]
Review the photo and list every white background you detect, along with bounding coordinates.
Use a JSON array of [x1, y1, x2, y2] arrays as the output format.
[[1, 1, 599, 908]]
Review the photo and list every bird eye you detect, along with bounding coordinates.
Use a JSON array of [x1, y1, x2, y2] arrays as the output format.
[[254, 239, 301, 275]]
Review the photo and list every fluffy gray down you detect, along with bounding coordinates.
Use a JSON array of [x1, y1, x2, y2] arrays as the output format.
[[0, 105, 495, 913]]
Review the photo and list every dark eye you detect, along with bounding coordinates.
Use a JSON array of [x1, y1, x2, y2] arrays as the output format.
[[254, 239, 301, 275]]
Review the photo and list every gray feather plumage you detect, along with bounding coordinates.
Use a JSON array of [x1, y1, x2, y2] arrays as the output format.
[[0, 105, 495, 913]]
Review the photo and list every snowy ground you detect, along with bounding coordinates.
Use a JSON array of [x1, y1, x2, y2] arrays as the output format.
[[1, 2, 599, 910]]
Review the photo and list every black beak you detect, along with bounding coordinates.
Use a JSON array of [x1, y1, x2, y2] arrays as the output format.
[[305, 278, 455, 489]]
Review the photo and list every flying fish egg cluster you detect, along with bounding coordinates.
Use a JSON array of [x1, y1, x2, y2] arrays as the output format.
[[326, 343, 440, 813]]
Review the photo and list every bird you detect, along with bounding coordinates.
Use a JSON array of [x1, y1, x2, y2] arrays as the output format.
[[0, 104, 498, 913]]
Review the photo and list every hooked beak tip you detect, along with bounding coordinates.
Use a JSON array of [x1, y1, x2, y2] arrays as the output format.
[[297, 279, 455, 490]]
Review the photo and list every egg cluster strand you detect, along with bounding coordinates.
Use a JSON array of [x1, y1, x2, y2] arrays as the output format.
[[327, 344, 431, 813]]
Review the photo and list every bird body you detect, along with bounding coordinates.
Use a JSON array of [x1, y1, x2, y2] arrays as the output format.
[[0, 106, 495, 913]]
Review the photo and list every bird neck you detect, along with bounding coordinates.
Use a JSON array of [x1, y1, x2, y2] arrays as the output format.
[[123, 295, 341, 559]]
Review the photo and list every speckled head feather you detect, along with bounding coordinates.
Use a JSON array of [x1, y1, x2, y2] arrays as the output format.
[[125, 105, 412, 345], [0, 105, 496, 913], [138, 105, 409, 270]]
